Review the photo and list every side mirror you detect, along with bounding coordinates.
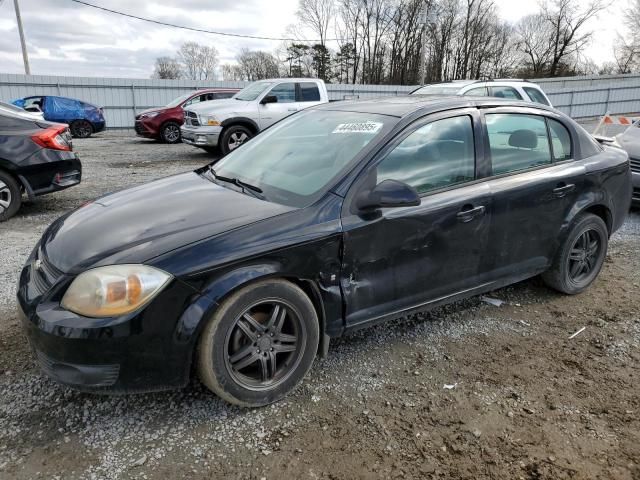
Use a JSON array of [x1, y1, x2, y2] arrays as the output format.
[[355, 179, 421, 211], [260, 95, 278, 105]]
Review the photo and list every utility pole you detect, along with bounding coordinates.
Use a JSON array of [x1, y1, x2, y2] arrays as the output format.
[[13, 0, 31, 75]]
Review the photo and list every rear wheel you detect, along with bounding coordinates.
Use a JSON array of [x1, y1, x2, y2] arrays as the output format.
[[542, 213, 608, 294], [0, 172, 22, 222], [70, 120, 93, 138], [219, 125, 253, 156], [197, 279, 319, 407], [160, 121, 181, 144]]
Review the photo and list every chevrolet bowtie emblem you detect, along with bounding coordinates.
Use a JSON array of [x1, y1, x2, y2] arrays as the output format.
[[33, 259, 42, 271]]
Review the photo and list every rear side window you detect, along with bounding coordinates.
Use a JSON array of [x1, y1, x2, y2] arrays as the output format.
[[376, 116, 475, 194], [464, 87, 489, 97], [299, 82, 321, 102], [486, 114, 551, 175], [548, 119, 572, 160], [215, 92, 236, 99], [489, 87, 523, 100], [524, 87, 551, 106]]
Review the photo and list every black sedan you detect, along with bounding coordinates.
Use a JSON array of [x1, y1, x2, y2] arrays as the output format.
[[0, 107, 81, 221], [18, 97, 631, 406]]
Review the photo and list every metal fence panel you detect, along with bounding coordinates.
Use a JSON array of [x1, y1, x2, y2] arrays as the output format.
[[2, 73, 640, 127]]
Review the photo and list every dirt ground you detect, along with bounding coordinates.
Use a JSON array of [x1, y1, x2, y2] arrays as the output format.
[[0, 132, 638, 480]]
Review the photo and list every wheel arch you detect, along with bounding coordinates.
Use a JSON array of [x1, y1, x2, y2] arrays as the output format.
[[179, 265, 330, 373], [220, 117, 260, 135]]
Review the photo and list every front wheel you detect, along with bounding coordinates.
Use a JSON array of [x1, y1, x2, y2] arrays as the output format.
[[542, 213, 608, 294], [219, 125, 253, 156], [197, 279, 319, 407], [70, 120, 93, 138], [160, 121, 181, 144]]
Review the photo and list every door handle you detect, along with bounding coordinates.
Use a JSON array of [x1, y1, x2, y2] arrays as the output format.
[[552, 183, 575, 198], [456, 205, 486, 223]]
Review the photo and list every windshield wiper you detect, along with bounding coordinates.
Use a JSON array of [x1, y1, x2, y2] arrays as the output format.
[[208, 168, 264, 198]]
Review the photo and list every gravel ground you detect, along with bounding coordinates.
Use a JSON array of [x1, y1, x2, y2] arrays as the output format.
[[0, 131, 638, 480]]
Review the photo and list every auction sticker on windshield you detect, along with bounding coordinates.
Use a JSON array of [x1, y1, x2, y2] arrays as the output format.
[[333, 121, 383, 134]]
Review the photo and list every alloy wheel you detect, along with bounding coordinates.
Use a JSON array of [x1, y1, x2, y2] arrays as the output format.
[[0, 180, 12, 214], [224, 300, 306, 391], [228, 132, 248, 151], [567, 229, 601, 283], [164, 124, 180, 142]]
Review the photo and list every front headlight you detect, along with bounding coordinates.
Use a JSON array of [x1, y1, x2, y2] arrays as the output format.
[[61, 265, 172, 318], [201, 115, 220, 126], [141, 111, 160, 118]]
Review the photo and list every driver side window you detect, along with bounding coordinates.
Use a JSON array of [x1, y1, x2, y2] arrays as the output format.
[[267, 83, 296, 103], [376, 116, 476, 195]]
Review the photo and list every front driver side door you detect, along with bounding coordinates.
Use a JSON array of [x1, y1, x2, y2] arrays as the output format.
[[341, 110, 494, 329], [258, 82, 298, 129]]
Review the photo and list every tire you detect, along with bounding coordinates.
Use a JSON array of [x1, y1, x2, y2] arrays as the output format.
[[197, 279, 319, 407], [70, 120, 93, 138], [219, 125, 253, 156], [0, 171, 22, 222], [542, 213, 608, 295], [160, 121, 181, 144]]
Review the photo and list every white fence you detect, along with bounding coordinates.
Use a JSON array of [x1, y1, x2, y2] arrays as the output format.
[[2, 72, 640, 128]]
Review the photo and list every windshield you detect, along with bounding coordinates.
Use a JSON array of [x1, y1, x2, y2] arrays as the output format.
[[166, 93, 192, 108], [210, 109, 396, 207], [233, 82, 274, 101], [413, 85, 465, 95]]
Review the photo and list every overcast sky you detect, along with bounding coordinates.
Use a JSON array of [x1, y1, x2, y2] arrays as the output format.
[[0, 0, 625, 79]]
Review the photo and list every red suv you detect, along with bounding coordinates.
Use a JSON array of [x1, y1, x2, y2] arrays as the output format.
[[134, 88, 239, 144]]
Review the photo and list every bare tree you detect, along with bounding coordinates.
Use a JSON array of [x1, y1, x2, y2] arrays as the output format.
[[297, 0, 335, 46], [221, 64, 244, 81], [177, 42, 219, 80], [151, 56, 181, 79], [236, 49, 281, 80]]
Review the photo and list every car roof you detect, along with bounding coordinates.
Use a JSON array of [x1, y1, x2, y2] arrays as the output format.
[[315, 95, 555, 118]]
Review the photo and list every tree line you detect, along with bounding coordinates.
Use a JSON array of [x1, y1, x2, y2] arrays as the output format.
[[153, 0, 614, 85]]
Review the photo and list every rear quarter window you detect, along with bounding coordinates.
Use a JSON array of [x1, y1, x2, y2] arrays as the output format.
[[547, 119, 572, 160], [524, 87, 551, 106]]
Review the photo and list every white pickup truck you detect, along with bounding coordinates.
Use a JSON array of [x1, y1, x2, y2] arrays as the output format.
[[181, 78, 329, 155]]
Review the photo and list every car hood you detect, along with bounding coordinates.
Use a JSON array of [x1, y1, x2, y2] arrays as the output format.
[[184, 98, 253, 116], [39, 172, 294, 274], [615, 128, 640, 159], [137, 106, 171, 116]]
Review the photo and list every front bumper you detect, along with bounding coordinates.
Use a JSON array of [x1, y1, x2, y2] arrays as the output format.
[[181, 125, 222, 147], [17, 250, 205, 393], [134, 119, 159, 139]]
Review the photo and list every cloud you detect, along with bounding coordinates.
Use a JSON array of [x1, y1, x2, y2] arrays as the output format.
[[0, 0, 303, 77]]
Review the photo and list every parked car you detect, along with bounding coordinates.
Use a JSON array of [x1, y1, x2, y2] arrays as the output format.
[[0, 108, 81, 221], [596, 123, 640, 206], [18, 97, 630, 406], [135, 88, 239, 144], [12, 95, 106, 138], [181, 78, 329, 155], [0, 100, 44, 121], [411, 79, 553, 106]]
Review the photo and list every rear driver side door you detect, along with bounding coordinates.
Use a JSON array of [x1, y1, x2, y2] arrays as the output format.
[[341, 109, 494, 328]]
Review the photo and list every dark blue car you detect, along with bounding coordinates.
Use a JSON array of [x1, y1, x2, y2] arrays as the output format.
[[12, 95, 106, 138]]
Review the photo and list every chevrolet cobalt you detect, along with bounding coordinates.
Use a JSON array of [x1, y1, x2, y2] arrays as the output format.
[[18, 97, 631, 406]]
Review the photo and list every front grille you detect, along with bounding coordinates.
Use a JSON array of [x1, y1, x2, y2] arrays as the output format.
[[184, 111, 200, 127], [630, 158, 640, 173], [134, 121, 145, 134], [35, 350, 120, 388], [633, 187, 640, 201], [31, 248, 63, 293]]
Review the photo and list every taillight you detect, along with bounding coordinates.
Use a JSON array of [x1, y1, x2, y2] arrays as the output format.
[[31, 125, 72, 151]]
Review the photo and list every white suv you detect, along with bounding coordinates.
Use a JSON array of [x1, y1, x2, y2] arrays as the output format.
[[411, 80, 552, 107]]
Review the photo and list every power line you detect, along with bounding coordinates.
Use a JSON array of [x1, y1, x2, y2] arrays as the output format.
[[69, 0, 326, 43]]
